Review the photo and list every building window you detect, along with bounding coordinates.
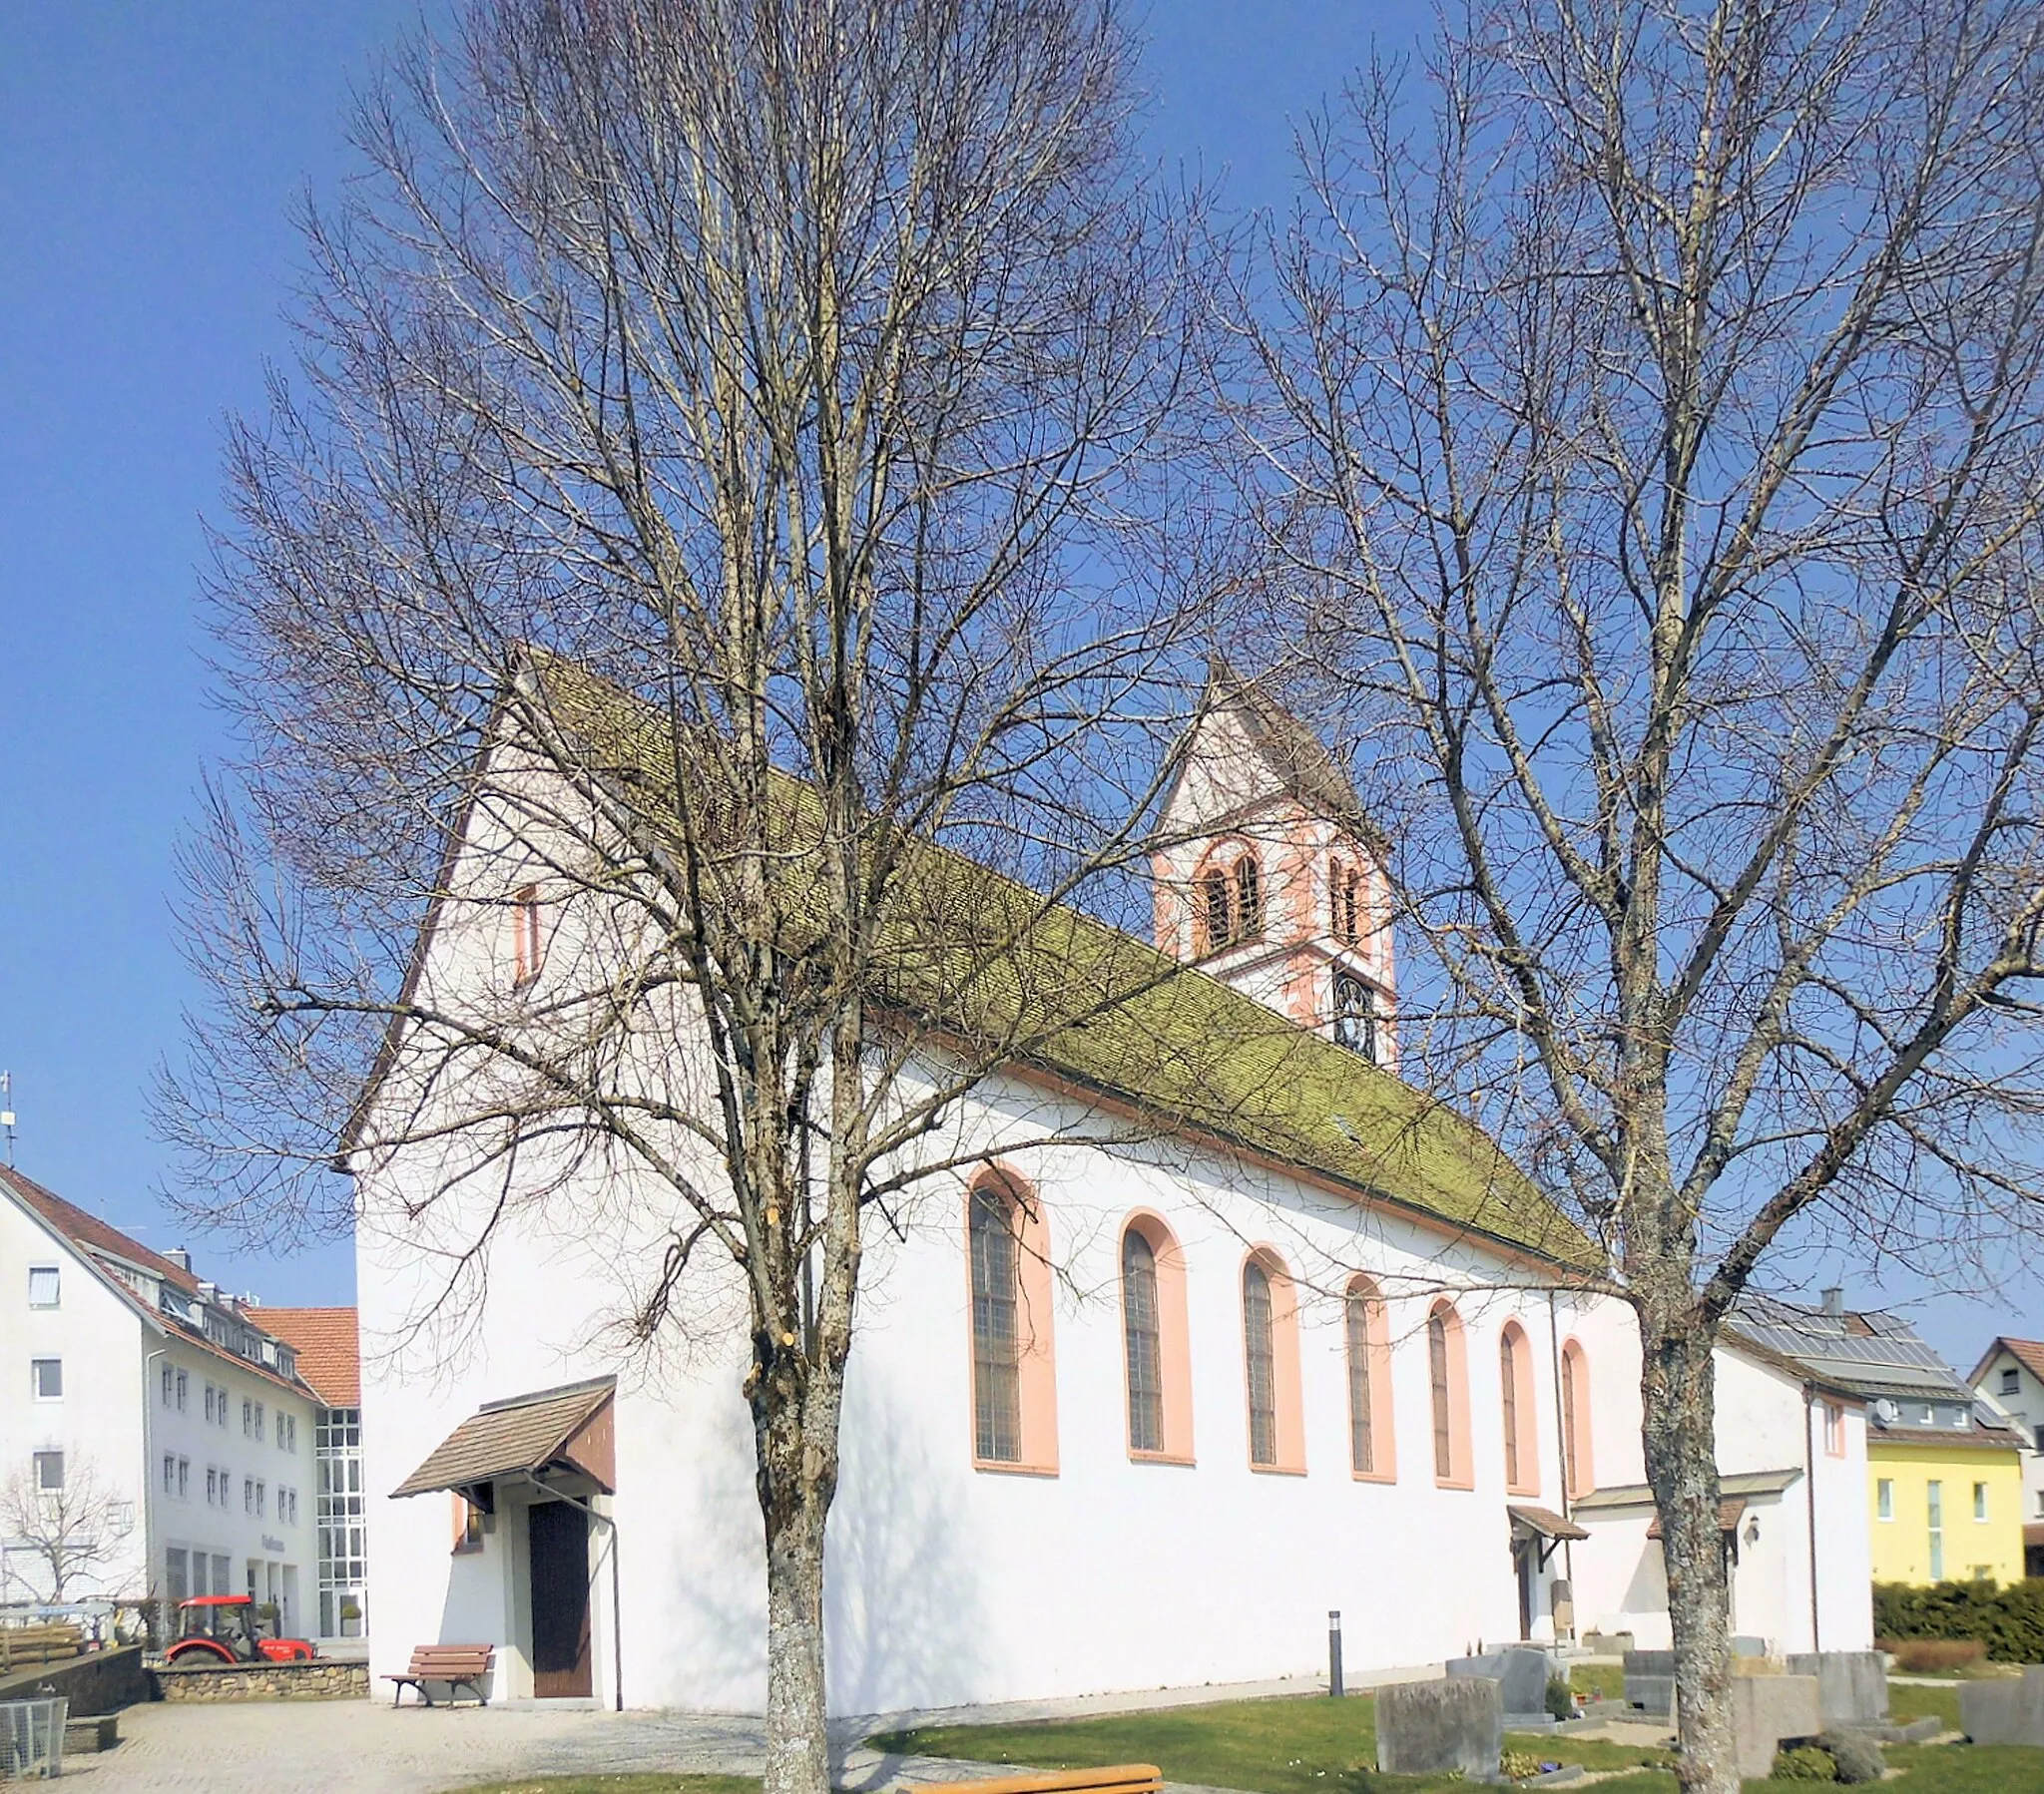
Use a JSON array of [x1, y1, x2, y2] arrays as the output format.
[[1344, 1277, 1394, 1480], [1122, 1229, 1164, 1455], [1823, 1401, 1844, 1457], [1332, 972, 1378, 1062], [31, 1359, 61, 1401], [2002, 1366, 2020, 1394], [513, 883, 544, 987], [178, 1457, 189, 1500], [1561, 1339, 1593, 1498], [1118, 1213, 1193, 1463], [162, 1363, 175, 1406], [243, 1399, 253, 1436], [177, 1370, 188, 1411], [969, 1182, 1022, 1464], [244, 1478, 256, 1515], [1241, 1250, 1305, 1473], [1877, 1478, 1894, 1520], [1974, 1482, 1989, 1522], [1195, 851, 1264, 954], [278, 1414, 296, 1453], [256, 1481, 266, 1518], [27, 1266, 58, 1308], [254, 1403, 264, 1441], [1244, 1263, 1278, 1468], [1928, 1480, 1944, 1580], [1500, 1324, 1537, 1493], [1330, 859, 1362, 945], [964, 1171, 1059, 1473], [1428, 1302, 1472, 1487], [164, 1454, 177, 1497], [314, 1405, 368, 1638], [32, 1452, 63, 1492]]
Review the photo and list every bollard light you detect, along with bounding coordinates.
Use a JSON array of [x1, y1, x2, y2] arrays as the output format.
[[1327, 1608, 1343, 1698]]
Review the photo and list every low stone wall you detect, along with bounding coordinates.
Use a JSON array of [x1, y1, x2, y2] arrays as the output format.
[[152, 1657, 370, 1702], [0, 1644, 152, 1716]]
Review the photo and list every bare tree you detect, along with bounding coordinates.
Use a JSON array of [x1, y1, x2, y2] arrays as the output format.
[[0, 1460, 134, 1605], [1226, 0, 2044, 1784], [158, 2, 1209, 1787]]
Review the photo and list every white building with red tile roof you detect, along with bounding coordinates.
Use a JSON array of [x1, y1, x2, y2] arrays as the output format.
[[0, 1165, 321, 1634]]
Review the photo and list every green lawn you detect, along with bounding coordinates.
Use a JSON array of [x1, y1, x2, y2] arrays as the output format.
[[865, 1683, 2044, 1794]]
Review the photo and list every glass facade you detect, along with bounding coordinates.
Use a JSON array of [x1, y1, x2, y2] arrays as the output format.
[[313, 1406, 367, 1638]]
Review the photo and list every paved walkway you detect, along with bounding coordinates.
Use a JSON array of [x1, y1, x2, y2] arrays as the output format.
[[57, 1668, 1436, 1794]]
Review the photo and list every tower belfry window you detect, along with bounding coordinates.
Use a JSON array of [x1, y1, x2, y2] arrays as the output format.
[[1234, 857, 1263, 939], [1331, 860, 1362, 944], [1333, 972, 1377, 1062]]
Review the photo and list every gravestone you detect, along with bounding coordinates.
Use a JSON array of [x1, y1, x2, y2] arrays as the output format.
[[1961, 1665, 2044, 1745], [1730, 1673, 1821, 1779], [1448, 1646, 1551, 1719], [1785, 1651, 1888, 1727], [1623, 1649, 1677, 1716], [1376, 1675, 1504, 1778]]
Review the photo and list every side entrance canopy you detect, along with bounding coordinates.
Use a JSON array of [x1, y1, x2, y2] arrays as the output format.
[[393, 1377, 616, 1509]]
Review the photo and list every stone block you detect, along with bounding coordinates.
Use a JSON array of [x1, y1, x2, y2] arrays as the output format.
[[1448, 1645, 1551, 1716], [1731, 1672, 1821, 1779], [1376, 1675, 1503, 1778], [1960, 1666, 2044, 1745], [1623, 1649, 1676, 1715], [1785, 1651, 1888, 1726]]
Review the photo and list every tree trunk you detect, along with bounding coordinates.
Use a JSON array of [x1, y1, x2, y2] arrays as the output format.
[[1640, 1317, 1737, 1794], [756, 1337, 843, 1794]]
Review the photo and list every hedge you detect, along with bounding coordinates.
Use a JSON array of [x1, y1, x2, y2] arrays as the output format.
[[1872, 1579, 2044, 1661]]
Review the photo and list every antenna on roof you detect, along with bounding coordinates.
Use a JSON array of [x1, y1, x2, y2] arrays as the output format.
[[0, 1073, 14, 1167]]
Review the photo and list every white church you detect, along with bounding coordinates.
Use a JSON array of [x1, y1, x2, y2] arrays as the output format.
[[347, 661, 1874, 1712]]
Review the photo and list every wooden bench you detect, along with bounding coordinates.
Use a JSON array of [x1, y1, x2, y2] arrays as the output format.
[[913, 1767, 1163, 1794], [384, 1642, 495, 1707]]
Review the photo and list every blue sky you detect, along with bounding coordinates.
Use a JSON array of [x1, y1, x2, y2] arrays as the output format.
[[0, 3, 2034, 1366]]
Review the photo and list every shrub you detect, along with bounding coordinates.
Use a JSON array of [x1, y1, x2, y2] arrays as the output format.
[[1500, 1748, 1548, 1781], [1543, 1675, 1574, 1719], [1876, 1636, 1987, 1672], [1819, 1731, 1885, 1784], [1771, 1744, 1837, 1781], [1872, 1579, 2044, 1661]]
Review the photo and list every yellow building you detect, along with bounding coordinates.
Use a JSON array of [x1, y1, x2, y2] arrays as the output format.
[[1868, 1432, 2025, 1585]]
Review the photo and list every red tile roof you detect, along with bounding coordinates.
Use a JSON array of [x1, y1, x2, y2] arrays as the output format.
[[0, 1165, 202, 1293], [0, 1165, 310, 1399], [1976, 1337, 2044, 1389], [259, 1307, 360, 1406]]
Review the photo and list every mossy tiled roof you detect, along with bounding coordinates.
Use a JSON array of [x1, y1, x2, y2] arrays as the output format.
[[525, 652, 1595, 1270]]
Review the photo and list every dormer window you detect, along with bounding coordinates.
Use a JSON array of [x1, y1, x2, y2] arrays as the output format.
[[1333, 972, 1378, 1062], [1195, 853, 1264, 956], [1331, 860, 1363, 945]]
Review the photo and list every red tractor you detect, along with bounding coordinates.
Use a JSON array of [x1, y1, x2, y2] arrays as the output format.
[[165, 1594, 315, 1664]]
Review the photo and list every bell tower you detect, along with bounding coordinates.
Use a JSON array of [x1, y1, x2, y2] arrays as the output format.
[[1151, 661, 1396, 1069]]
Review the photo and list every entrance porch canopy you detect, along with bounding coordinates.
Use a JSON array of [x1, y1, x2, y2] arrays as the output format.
[[393, 1377, 616, 1510]]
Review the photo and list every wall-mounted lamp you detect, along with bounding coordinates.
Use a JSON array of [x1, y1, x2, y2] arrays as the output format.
[[1746, 1516, 1762, 1548]]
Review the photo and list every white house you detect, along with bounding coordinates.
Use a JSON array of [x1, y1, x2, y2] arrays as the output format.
[[0, 1166, 321, 1635], [1970, 1337, 2044, 1574], [349, 658, 1873, 1713]]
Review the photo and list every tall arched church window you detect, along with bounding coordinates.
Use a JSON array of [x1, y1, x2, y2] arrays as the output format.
[[1344, 1279, 1395, 1480], [1123, 1229, 1164, 1454], [1244, 1263, 1278, 1467], [1562, 1339, 1593, 1498], [1427, 1300, 1471, 1487], [1499, 1322, 1538, 1494], [964, 1171, 1060, 1473], [969, 1183, 1022, 1463], [1333, 972, 1378, 1062]]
